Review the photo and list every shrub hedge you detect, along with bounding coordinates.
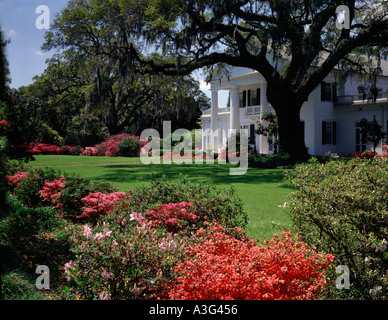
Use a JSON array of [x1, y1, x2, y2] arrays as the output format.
[[285, 157, 388, 299]]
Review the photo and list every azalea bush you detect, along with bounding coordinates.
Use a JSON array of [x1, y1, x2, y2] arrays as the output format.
[[10, 168, 63, 208], [285, 157, 388, 299], [160, 226, 334, 300], [61, 213, 185, 300], [53, 178, 119, 221], [146, 202, 199, 233], [383, 145, 388, 157], [39, 175, 67, 208], [80, 146, 99, 156], [60, 145, 81, 155], [28, 142, 60, 155], [6, 171, 29, 188], [353, 150, 377, 159], [77, 191, 129, 220], [120, 177, 247, 231]]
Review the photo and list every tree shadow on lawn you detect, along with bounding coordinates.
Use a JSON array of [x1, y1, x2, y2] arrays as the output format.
[[92, 163, 288, 186]]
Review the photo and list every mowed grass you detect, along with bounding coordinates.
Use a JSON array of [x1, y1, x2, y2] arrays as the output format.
[[27, 155, 293, 241]]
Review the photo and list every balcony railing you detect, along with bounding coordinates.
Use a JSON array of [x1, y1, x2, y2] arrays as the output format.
[[202, 107, 230, 115], [202, 105, 261, 116], [335, 91, 388, 105], [245, 105, 261, 115]]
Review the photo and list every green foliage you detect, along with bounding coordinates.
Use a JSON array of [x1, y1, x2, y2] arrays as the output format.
[[248, 153, 297, 169], [1, 271, 45, 300], [63, 113, 109, 147], [116, 136, 141, 157], [285, 157, 388, 299], [5, 197, 57, 244]]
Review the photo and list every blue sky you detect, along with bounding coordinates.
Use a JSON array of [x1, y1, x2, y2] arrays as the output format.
[[0, 0, 228, 107], [0, 0, 69, 89]]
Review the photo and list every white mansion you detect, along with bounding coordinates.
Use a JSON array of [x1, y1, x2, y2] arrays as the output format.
[[201, 56, 388, 156]]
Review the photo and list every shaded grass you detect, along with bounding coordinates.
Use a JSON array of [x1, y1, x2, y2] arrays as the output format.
[[27, 155, 293, 240]]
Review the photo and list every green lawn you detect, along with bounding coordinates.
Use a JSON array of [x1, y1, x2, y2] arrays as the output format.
[[27, 155, 293, 241]]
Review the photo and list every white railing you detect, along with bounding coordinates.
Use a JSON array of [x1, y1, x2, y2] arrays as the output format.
[[202, 105, 262, 116], [245, 105, 261, 115], [202, 107, 230, 115], [335, 91, 388, 105]]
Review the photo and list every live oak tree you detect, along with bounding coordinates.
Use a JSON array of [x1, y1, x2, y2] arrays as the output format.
[[41, 0, 209, 138], [90, 0, 387, 161]]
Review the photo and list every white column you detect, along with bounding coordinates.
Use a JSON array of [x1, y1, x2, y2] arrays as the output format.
[[211, 90, 219, 152], [259, 82, 269, 154], [230, 87, 240, 133]]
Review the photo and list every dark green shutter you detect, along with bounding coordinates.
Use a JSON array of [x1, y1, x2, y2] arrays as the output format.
[[322, 121, 327, 144], [321, 82, 326, 101], [332, 122, 336, 145], [332, 83, 337, 103], [243, 90, 246, 107]]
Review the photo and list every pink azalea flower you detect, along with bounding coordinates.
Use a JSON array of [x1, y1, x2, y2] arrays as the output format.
[[99, 292, 111, 300], [130, 212, 144, 223], [83, 225, 93, 239], [101, 270, 113, 279]]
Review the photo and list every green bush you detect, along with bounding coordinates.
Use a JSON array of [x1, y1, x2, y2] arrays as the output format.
[[1, 270, 45, 300], [119, 176, 248, 231], [248, 153, 297, 169], [5, 196, 57, 243], [116, 136, 141, 157], [285, 157, 388, 299]]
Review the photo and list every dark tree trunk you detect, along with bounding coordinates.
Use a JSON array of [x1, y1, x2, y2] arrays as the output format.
[[267, 84, 309, 162]]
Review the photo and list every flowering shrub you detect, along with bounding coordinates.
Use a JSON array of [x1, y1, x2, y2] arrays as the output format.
[[77, 192, 128, 219], [11, 168, 62, 208], [28, 143, 61, 155], [0, 119, 9, 131], [353, 150, 377, 159], [6, 172, 29, 187], [85, 134, 147, 157], [383, 145, 388, 158], [62, 214, 184, 300], [94, 134, 130, 157], [39, 176, 67, 208], [80, 146, 99, 156], [146, 202, 199, 233], [60, 145, 81, 155], [126, 177, 247, 231], [162, 227, 334, 300]]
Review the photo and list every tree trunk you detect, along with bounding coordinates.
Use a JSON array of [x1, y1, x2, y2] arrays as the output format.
[[267, 85, 309, 162], [276, 106, 309, 161]]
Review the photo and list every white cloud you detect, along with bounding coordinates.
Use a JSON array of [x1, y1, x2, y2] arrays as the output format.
[[33, 48, 45, 56]]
